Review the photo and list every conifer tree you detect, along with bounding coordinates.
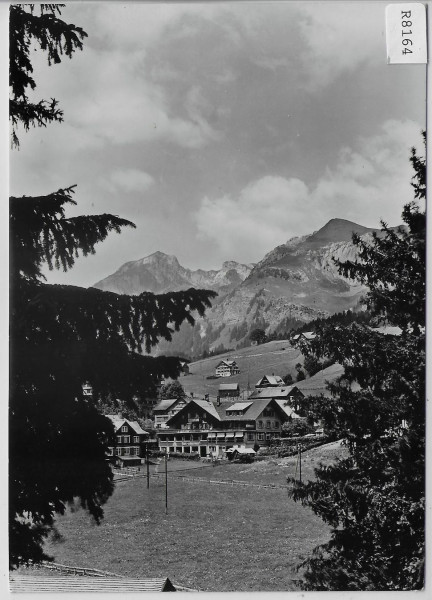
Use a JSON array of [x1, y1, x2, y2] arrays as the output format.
[[289, 136, 426, 590], [9, 4, 216, 569]]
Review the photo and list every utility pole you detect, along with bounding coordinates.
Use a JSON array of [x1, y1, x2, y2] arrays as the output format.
[[146, 443, 150, 489], [165, 448, 168, 515], [298, 443, 302, 484]]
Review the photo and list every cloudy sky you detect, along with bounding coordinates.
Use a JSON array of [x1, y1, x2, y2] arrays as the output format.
[[10, 1, 425, 287]]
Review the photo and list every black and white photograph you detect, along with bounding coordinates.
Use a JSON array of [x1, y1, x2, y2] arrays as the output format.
[[8, 1, 427, 594]]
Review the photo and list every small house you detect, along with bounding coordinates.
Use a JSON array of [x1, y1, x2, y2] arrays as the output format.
[[255, 374, 284, 388], [215, 360, 240, 378], [180, 361, 190, 375], [153, 397, 188, 429], [106, 415, 149, 467], [292, 331, 316, 342], [218, 383, 240, 398]]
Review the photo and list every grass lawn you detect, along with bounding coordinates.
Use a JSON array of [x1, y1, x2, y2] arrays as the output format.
[[40, 442, 346, 591], [183, 340, 303, 397]]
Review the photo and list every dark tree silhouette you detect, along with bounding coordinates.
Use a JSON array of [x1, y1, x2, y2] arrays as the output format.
[[9, 5, 216, 569], [250, 328, 267, 345], [159, 381, 186, 401], [9, 4, 87, 147], [289, 136, 426, 591]]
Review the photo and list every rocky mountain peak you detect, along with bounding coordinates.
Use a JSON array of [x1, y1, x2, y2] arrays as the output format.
[[308, 218, 377, 245], [141, 251, 180, 266]]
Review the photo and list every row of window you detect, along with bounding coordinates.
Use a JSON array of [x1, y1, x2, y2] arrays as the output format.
[[247, 432, 274, 441], [117, 435, 140, 444], [257, 421, 279, 429], [108, 446, 141, 456]]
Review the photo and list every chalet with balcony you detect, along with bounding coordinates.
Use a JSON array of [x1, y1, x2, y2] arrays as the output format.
[[157, 397, 292, 458], [215, 360, 240, 378], [106, 415, 149, 467], [255, 374, 284, 388]]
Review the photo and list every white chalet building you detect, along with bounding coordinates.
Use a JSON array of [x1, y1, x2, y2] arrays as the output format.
[[215, 360, 240, 378]]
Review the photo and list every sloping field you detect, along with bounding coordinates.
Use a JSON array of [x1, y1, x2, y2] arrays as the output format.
[[295, 362, 345, 397], [39, 445, 346, 592], [182, 340, 303, 397]]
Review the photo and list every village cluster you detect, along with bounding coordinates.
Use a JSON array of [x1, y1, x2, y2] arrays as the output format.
[[103, 369, 320, 467]]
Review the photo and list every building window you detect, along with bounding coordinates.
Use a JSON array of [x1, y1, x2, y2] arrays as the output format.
[[117, 436, 122, 443], [124, 447, 130, 455], [266, 433, 271, 440], [133, 436, 139, 443], [266, 421, 271, 429], [121, 425, 128, 432], [124, 436, 130, 444], [258, 421, 263, 429], [257, 433, 265, 441], [247, 433, 254, 441], [115, 447, 121, 455], [274, 421, 280, 428]]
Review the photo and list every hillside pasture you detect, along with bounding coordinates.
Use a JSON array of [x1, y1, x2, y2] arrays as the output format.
[[40, 443, 346, 591], [182, 340, 303, 397]]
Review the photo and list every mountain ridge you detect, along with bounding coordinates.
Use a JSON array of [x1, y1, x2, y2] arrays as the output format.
[[92, 218, 388, 357], [93, 252, 254, 295]]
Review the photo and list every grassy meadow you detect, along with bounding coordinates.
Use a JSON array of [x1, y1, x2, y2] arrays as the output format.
[[40, 442, 345, 592], [182, 340, 303, 397]]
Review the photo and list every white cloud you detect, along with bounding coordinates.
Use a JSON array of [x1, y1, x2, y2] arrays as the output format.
[[63, 48, 220, 149], [195, 176, 310, 262], [297, 3, 384, 90], [195, 120, 423, 261], [101, 169, 155, 194]]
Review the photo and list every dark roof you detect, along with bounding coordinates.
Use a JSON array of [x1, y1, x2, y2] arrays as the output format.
[[9, 575, 176, 593], [215, 360, 237, 368], [153, 398, 180, 412], [166, 399, 222, 425], [250, 386, 302, 399], [166, 397, 289, 425], [255, 375, 284, 387], [219, 383, 240, 391]]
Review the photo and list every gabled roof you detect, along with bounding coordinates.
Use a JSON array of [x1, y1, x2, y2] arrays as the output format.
[[274, 400, 301, 419], [255, 375, 284, 387], [193, 399, 222, 421], [153, 398, 181, 412], [166, 399, 222, 426], [249, 386, 302, 399], [106, 415, 147, 435], [219, 383, 240, 391], [216, 360, 237, 368], [292, 331, 316, 341], [238, 398, 277, 420], [302, 331, 316, 340], [233, 447, 256, 455], [166, 397, 291, 426]]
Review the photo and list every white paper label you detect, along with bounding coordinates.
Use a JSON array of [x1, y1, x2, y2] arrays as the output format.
[[386, 3, 427, 64]]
